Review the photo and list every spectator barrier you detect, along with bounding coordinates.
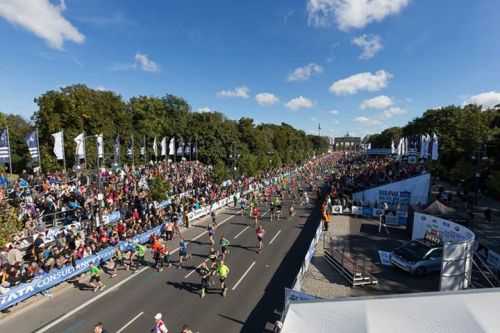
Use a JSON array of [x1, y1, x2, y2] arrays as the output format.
[[292, 220, 323, 291], [0, 174, 290, 311]]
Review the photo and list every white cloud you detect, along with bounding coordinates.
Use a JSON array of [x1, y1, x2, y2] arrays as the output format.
[[360, 95, 393, 109], [287, 63, 323, 82], [354, 116, 382, 126], [255, 93, 279, 106], [285, 96, 314, 111], [383, 106, 407, 118], [197, 107, 213, 113], [465, 91, 500, 109], [352, 34, 383, 59], [0, 0, 84, 49], [96, 86, 107, 91], [329, 70, 393, 95], [216, 86, 250, 98], [307, 0, 410, 31], [134, 53, 159, 72], [329, 110, 340, 115]]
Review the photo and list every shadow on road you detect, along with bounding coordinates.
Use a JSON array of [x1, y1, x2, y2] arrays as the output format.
[[241, 199, 322, 333]]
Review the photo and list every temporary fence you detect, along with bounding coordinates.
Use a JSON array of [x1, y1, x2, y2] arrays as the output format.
[[292, 220, 323, 291]]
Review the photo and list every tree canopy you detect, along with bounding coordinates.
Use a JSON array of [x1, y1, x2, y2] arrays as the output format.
[[1, 84, 330, 177], [366, 104, 500, 196]]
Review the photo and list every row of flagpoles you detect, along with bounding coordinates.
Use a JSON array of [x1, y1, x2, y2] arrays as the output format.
[[0, 127, 198, 173], [391, 134, 439, 160]]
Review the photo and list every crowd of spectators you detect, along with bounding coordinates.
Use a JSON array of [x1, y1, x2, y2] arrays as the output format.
[[327, 154, 427, 207], [0, 159, 295, 294]]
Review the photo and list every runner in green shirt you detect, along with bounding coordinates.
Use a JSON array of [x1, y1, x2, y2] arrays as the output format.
[[216, 260, 230, 297], [88, 263, 105, 292], [135, 243, 146, 268]]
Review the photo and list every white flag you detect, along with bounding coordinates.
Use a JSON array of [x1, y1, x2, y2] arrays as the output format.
[[397, 138, 403, 156], [153, 137, 158, 157], [96, 134, 104, 158], [431, 133, 439, 160], [168, 137, 175, 156], [51, 131, 64, 160], [161, 137, 167, 156], [74, 132, 85, 160], [420, 135, 426, 158], [391, 141, 396, 154]]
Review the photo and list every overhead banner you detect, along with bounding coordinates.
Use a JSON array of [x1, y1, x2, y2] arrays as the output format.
[[352, 173, 431, 207]]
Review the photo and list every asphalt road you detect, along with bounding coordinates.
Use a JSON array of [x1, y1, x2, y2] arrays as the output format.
[[0, 193, 322, 333]]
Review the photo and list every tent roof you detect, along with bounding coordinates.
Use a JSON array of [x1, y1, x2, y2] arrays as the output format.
[[282, 288, 500, 333], [423, 200, 456, 215]]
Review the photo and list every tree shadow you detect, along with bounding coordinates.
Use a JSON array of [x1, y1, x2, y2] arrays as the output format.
[[241, 198, 323, 332]]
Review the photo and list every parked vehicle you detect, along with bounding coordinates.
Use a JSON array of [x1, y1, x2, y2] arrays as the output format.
[[390, 239, 443, 276]]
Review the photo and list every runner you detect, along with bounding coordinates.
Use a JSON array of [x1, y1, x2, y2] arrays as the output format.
[[197, 261, 211, 298], [216, 260, 230, 297], [219, 234, 230, 259], [303, 191, 310, 207], [256, 225, 265, 254], [164, 244, 171, 268], [289, 202, 295, 217], [135, 242, 146, 269], [208, 222, 215, 246], [152, 237, 164, 272], [152, 313, 169, 333], [211, 209, 217, 226], [88, 262, 105, 292], [252, 206, 261, 226], [178, 237, 190, 269]]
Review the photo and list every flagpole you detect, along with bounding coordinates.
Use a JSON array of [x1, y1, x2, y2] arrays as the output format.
[[132, 135, 135, 168], [62, 129, 67, 174], [144, 135, 147, 164], [6, 126, 12, 175], [36, 128, 42, 174], [83, 131, 87, 171], [96, 135, 100, 191]]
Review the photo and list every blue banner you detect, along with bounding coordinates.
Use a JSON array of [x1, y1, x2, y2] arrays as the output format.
[[0, 224, 163, 311], [0, 246, 115, 311]]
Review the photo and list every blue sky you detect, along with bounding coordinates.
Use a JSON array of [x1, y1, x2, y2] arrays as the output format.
[[1, 0, 500, 137]]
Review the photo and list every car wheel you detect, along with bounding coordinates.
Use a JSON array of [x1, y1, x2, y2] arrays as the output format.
[[415, 267, 426, 276]]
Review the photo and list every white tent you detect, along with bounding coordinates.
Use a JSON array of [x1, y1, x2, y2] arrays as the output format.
[[282, 289, 500, 333]]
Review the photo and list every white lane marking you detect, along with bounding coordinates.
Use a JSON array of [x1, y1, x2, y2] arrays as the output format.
[[233, 226, 250, 239], [35, 267, 148, 333], [184, 259, 209, 279], [171, 215, 235, 255], [116, 311, 144, 333], [268, 230, 282, 245], [231, 261, 256, 291]]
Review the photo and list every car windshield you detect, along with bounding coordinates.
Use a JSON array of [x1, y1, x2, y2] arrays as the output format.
[[400, 241, 430, 261]]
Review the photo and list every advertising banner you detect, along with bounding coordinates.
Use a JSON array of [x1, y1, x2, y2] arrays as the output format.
[[351, 206, 363, 216], [0, 246, 115, 311], [412, 212, 475, 242], [352, 173, 431, 206], [332, 205, 343, 215]]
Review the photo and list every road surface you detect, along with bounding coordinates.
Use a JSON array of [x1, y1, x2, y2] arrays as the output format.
[[0, 194, 322, 333]]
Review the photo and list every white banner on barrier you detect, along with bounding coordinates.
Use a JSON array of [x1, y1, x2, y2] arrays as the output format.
[[412, 212, 475, 242], [332, 205, 343, 215], [351, 206, 363, 216]]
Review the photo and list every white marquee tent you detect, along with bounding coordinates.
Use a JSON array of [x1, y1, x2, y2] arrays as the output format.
[[282, 289, 500, 333]]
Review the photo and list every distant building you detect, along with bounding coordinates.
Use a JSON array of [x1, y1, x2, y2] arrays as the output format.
[[334, 133, 361, 151]]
